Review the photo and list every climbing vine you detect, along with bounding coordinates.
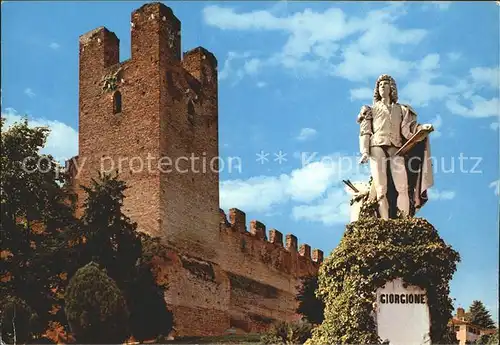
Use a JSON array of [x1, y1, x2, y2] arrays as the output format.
[[101, 67, 123, 92], [306, 216, 460, 345]]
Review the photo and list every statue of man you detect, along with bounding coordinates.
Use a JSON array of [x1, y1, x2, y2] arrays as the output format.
[[357, 74, 434, 219]]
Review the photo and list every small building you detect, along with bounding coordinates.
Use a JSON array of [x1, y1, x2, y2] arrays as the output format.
[[450, 307, 497, 345]]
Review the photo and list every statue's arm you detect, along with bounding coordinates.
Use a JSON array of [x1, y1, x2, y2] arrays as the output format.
[[358, 105, 372, 156]]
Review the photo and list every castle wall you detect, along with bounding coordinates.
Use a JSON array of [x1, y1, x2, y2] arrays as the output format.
[[217, 208, 322, 333], [70, 2, 324, 338], [150, 208, 324, 336]]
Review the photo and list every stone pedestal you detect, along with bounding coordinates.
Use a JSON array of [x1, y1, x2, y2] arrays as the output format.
[[375, 278, 431, 345]]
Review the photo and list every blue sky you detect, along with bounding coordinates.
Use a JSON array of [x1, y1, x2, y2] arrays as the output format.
[[2, 1, 499, 321]]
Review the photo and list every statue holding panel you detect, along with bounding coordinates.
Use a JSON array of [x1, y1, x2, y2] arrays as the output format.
[[356, 74, 434, 219]]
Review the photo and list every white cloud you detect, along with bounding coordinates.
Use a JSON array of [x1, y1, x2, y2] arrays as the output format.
[[446, 95, 499, 118], [205, 3, 498, 122], [204, 3, 428, 83], [427, 188, 456, 200], [296, 127, 317, 141], [49, 42, 60, 50], [447, 52, 461, 61], [489, 179, 499, 196], [490, 122, 499, 131], [24, 88, 36, 98], [443, 66, 500, 118], [470, 67, 500, 89], [220, 152, 370, 225], [429, 1, 452, 10], [220, 175, 289, 212], [1, 108, 78, 162], [402, 81, 455, 107], [430, 114, 442, 138], [256, 81, 267, 88], [285, 159, 336, 202], [243, 58, 262, 75], [399, 54, 460, 108], [350, 87, 373, 102], [291, 188, 350, 225], [218, 51, 252, 81]]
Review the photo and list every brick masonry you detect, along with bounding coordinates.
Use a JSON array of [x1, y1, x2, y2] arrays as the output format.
[[68, 2, 323, 336]]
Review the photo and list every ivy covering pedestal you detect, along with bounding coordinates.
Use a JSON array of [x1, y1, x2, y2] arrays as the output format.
[[306, 215, 460, 345]]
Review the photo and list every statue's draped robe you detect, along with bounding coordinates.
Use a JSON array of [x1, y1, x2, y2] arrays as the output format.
[[365, 104, 434, 218]]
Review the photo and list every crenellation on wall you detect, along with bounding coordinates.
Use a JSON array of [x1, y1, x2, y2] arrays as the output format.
[[219, 208, 230, 230], [299, 244, 311, 260], [268, 229, 283, 247], [312, 249, 324, 263], [130, 2, 181, 63], [250, 220, 267, 240], [285, 234, 298, 252], [219, 208, 320, 278], [182, 47, 218, 86], [229, 208, 247, 233]]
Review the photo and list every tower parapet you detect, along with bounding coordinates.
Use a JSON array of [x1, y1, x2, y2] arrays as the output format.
[[75, 1, 220, 251], [182, 47, 218, 86], [131, 2, 181, 64]]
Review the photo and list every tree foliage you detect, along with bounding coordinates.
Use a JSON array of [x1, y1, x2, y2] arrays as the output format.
[[64, 262, 130, 343], [127, 235, 174, 341], [476, 329, 499, 344], [296, 275, 325, 325], [1, 117, 173, 341], [65, 173, 174, 341], [260, 320, 313, 345], [466, 300, 496, 329], [66, 173, 142, 285], [0, 117, 78, 336], [306, 216, 460, 345]]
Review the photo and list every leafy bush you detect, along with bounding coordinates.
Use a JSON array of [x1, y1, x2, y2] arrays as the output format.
[[64, 262, 130, 343], [475, 330, 499, 344], [260, 320, 313, 344], [307, 216, 460, 345]]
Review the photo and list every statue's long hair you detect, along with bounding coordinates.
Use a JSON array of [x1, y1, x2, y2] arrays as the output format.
[[373, 74, 398, 104]]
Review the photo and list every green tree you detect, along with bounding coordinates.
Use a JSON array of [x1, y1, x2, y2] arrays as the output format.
[[0, 117, 78, 337], [70, 172, 142, 285], [296, 275, 325, 325], [466, 301, 496, 329], [66, 172, 174, 340], [127, 234, 175, 341], [64, 262, 130, 343]]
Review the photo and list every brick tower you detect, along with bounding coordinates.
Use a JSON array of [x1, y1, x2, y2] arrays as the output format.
[[73, 2, 220, 259], [70, 2, 324, 337]]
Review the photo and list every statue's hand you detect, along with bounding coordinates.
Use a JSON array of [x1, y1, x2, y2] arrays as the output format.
[[419, 123, 434, 131], [359, 153, 369, 164]]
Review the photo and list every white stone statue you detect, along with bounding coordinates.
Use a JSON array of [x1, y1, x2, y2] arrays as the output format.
[[357, 74, 435, 220]]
